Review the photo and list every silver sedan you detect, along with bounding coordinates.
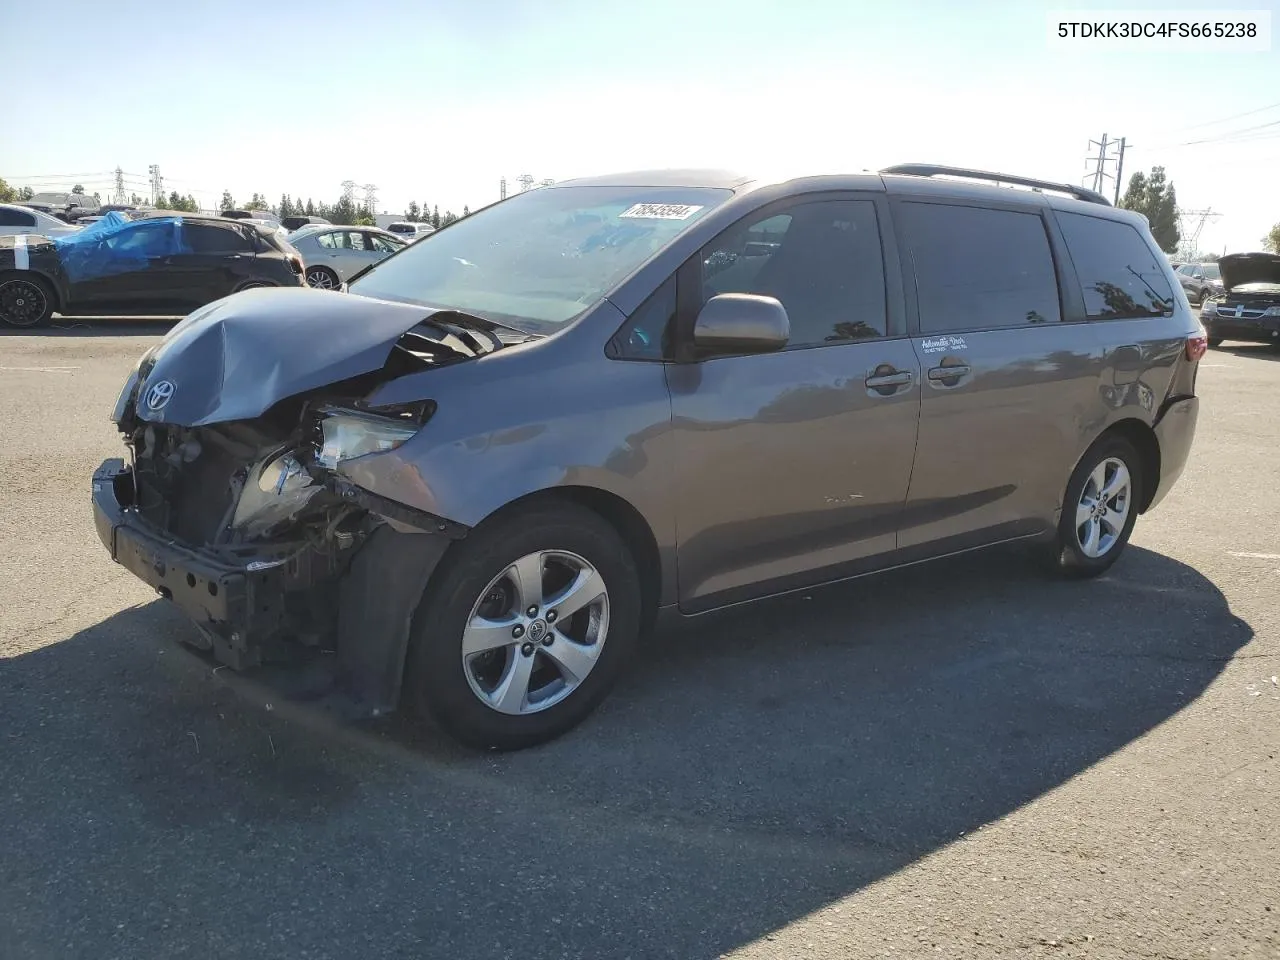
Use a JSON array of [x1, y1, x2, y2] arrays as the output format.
[[290, 227, 408, 289]]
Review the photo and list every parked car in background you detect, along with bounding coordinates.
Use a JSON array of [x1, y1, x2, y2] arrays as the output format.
[[0, 203, 82, 238], [289, 225, 407, 288], [220, 209, 281, 226], [1199, 252, 1280, 347], [1175, 261, 1223, 304], [0, 212, 303, 327], [23, 192, 100, 222], [282, 215, 331, 232], [89, 164, 1202, 751], [386, 221, 436, 242]]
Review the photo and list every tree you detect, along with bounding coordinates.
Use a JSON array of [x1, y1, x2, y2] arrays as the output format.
[[18, 186, 33, 201], [431, 204, 441, 229], [72, 184, 85, 195], [279, 194, 292, 218], [1264, 224, 1280, 253], [332, 194, 356, 225], [441, 210, 458, 226], [129, 193, 143, 205], [305, 198, 316, 216], [1198, 252, 1219, 263], [462, 205, 470, 218], [1119, 166, 1180, 253], [244, 192, 268, 211], [406, 200, 420, 222], [220, 189, 235, 211], [0, 178, 15, 202], [93, 191, 101, 204]]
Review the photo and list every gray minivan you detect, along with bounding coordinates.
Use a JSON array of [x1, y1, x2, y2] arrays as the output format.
[[92, 164, 1204, 749]]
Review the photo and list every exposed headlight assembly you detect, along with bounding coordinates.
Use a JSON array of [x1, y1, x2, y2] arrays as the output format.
[[315, 406, 428, 469]]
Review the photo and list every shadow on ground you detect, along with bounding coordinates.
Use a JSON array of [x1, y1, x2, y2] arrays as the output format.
[[1215, 342, 1280, 361], [0, 317, 177, 337], [0, 546, 1250, 960]]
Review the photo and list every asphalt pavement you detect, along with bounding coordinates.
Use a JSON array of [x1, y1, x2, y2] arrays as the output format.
[[1, 321, 1277, 959]]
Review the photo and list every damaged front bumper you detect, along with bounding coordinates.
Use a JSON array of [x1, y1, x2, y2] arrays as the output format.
[[92, 456, 461, 717]]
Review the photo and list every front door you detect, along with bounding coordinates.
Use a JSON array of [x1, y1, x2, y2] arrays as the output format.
[[668, 195, 922, 610], [891, 199, 1104, 550], [66, 221, 178, 314]]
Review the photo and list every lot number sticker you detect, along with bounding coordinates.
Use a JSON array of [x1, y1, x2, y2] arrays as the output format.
[[619, 203, 704, 220]]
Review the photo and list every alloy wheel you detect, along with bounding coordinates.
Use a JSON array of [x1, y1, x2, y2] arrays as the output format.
[[1075, 457, 1131, 558], [461, 550, 610, 715], [306, 269, 336, 289], [0, 279, 49, 327]]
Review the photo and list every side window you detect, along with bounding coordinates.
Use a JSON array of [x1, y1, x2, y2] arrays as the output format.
[[106, 223, 172, 257], [343, 231, 367, 251], [899, 202, 1061, 333], [315, 232, 339, 250], [368, 234, 402, 254], [699, 199, 888, 347], [1056, 212, 1175, 319], [0, 208, 36, 227], [609, 277, 676, 361]]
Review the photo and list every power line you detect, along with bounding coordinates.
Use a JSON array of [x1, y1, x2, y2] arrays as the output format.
[[1172, 99, 1280, 134], [1181, 118, 1280, 146]]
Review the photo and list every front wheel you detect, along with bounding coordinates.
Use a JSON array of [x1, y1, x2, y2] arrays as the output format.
[[1047, 435, 1142, 578], [305, 266, 339, 290], [404, 502, 642, 750]]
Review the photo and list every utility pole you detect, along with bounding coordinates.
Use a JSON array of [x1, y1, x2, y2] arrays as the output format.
[[340, 180, 356, 207], [499, 177, 507, 200], [113, 167, 126, 205], [361, 183, 378, 216], [1112, 137, 1127, 205]]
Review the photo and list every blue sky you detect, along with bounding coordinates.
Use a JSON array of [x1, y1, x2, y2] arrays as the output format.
[[2, 0, 1276, 251]]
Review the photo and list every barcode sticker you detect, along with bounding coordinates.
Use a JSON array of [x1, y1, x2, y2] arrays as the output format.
[[618, 203, 704, 220]]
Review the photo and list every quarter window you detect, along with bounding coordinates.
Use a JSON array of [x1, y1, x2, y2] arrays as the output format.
[[699, 199, 889, 347], [899, 202, 1061, 332], [1056, 212, 1175, 319]]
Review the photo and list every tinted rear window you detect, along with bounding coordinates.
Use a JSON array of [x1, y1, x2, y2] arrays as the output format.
[[899, 202, 1061, 332], [184, 223, 255, 254], [0, 208, 36, 227], [1056, 212, 1174, 319]]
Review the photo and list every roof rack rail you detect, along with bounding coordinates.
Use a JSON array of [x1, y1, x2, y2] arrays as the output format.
[[879, 164, 1112, 206]]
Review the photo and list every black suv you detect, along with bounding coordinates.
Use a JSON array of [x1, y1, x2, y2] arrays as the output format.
[[0, 214, 304, 327]]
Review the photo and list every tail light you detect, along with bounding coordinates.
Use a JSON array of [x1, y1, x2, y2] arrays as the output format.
[[1185, 334, 1207, 362]]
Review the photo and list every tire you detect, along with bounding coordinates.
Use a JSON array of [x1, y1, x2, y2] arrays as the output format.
[[235, 281, 274, 292], [305, 266, 339, 290], [0, 273, 56, 328], [1207, 337, 1223, 348], [1197, 288, 1208, 305], [1047, 435, 1143, 579], [404, 501, 642, 750]]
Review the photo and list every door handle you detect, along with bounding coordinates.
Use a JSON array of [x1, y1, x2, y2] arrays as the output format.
[[928, 364, 971, 382], [865, 371, 913, 388]]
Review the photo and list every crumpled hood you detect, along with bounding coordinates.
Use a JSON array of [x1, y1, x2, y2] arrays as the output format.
[[1218, 252, 1280, 291], [135, 287, 447, 426]]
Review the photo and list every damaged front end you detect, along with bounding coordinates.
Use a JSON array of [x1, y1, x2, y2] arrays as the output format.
[[92, 288, 524, 715]]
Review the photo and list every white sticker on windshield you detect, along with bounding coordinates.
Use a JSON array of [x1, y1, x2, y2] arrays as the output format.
[[618, 203, 704, 221]]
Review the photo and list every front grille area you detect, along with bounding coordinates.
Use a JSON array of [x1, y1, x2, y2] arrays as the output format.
[[132, 426, 247, 545], [1216, 304, 1267, 320]]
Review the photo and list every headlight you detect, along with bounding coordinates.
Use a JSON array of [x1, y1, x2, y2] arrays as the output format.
[[316, 409, 422, 468], [1263, 306, 1280, 317]]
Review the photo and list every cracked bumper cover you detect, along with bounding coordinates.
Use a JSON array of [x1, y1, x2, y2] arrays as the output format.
[[92, 457, 463, 715]]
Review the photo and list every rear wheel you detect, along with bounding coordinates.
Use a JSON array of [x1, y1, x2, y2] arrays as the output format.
[[1197, 288, 1209, 305], [404, 502, 642, 750], [0, 274, 56, 328], [1047, 435, 1142, 579], [305, 266, 339, 290]]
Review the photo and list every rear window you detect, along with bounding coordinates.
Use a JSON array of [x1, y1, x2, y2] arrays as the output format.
[[0, 208, 36, 227], [387, 223, 414, 234], [1056, 212, 1174, 319], [899, 202, 1061, 332], [184, 223, 255, 254]]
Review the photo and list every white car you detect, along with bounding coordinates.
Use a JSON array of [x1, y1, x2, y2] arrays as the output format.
[[0, 203, 82, 238], [385, 221, 436, 242]]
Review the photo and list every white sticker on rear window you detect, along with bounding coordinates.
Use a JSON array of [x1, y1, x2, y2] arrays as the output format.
[[618, 203, 704, 221]]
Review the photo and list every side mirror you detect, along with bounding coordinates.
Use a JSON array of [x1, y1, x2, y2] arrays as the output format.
[[692, 293, 789, 359]]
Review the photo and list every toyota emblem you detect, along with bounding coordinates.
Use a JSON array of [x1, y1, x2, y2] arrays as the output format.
[[144, 380, 176, 411]]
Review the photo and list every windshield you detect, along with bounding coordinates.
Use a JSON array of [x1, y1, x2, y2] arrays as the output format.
[[1202, 263, 1220, 281], [349, 185, 733, 332]]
